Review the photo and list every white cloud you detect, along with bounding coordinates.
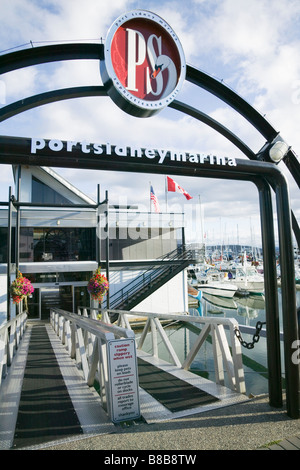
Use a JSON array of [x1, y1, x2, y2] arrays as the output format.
[[3, 68, 38, 103], [0, 0, 299, 246]]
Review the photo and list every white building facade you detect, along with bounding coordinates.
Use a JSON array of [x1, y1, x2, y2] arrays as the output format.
[[0, 165, 190, 325]]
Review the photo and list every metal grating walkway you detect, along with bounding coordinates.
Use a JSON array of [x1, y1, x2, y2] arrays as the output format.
[[0, 322, 115, 450], [13, 324, 83, 448], [136, 349, 248, 424], [137, 357, 219, 412]]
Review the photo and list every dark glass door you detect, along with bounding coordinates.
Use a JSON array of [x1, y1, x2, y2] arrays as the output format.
[[40, 286, 73, 320], [74, 286, 90, 312], [26, 289, 39, 320]]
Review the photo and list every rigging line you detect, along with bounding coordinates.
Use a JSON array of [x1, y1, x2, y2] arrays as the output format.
[[30, 38, 103, 45], [0, 43, 32, 54], [0, 38, 104, 54]]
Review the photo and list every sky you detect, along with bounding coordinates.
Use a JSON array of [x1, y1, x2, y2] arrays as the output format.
[[0, 0, 299, 248]]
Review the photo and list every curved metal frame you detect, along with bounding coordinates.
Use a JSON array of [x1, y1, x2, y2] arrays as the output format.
[[0, 44, 299, 178], [0, 42, 299, 418], [0, 43, 299, 246]]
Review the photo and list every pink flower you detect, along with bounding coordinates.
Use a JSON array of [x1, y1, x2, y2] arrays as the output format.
[[87, 268, 109, 302], [10, 271, 34, 304]]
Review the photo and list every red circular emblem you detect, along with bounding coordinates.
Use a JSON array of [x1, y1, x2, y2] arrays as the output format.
[[101, 10, 186, 117]]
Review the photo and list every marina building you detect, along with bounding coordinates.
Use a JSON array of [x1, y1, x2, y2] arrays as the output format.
[[0, 164, 192, 324]]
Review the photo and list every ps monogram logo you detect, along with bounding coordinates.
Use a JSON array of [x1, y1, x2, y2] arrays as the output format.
[[101, 10, 186, 117], [126, 28, 175, 99]]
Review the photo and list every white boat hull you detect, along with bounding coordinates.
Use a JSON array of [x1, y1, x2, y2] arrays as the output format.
[[203, 293, 238, 309], [198, 282, 237, 298], [232, 264, 265, 294], [233, 280, 264, 294]]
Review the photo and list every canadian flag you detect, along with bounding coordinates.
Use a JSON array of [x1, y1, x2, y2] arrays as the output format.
[[167, 176, 193, 200]]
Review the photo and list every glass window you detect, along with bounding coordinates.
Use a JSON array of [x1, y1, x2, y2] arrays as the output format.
[[25, 272, 92, 283], [32, 176, 72, 204], [58, 271, 91, 282], [0, 227, 7, 262], [26, 273, 57, 283], [19, 227, 34, 261], [19, 227, 96, 262], [0, 227, 15, 263]]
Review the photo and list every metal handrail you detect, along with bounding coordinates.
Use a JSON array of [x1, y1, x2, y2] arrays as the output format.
[[52, 307, 134, 340], [50, 307, 139, 422], [77, 306, 246, 394], [0, 312, 27, 390]]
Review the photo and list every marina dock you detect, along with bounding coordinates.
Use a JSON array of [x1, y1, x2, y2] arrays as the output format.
[[1, 315, 299, 451]]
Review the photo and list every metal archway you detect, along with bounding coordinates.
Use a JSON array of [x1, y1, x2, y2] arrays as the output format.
[[0, 43, 298, 167], [0, 43, 299, 418], [0, 43, 299, 247]]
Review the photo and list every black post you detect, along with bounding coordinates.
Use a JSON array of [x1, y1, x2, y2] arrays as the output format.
[[97, 184, 101, 266], [15, 166, 21, 271], [275, 178, 299, 419], [256, 178, 282, 407], [6, 187, 12, 321], [181, 227, 185, 250], [105, 190, 110, 309]]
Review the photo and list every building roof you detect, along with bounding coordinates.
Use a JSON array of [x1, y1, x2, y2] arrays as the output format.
[[13, 165, 96, 205]]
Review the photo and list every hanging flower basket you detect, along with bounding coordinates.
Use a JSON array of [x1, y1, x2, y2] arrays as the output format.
[[87, 267, 109, 303], [10, 270, 34, 305]]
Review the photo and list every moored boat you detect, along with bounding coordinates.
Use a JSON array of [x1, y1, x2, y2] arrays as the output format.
[[230, 266, 264, 294], [203, 293, 238, 310], [198, 281, 238, 298], [188, 285, 202, 299], [188, 284, 203, 306], [188, 266, 238, 298]]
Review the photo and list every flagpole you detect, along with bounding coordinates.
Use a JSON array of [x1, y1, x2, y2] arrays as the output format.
[[165, 176, 168, 212], [149, 181, 151, 212], [198, 194, 204, 244]]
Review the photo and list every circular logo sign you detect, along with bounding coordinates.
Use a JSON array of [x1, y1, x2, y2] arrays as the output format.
[[101, 10, 186, 117]]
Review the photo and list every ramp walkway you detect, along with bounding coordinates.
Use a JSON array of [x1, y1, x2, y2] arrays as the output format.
[[13, 323, 82, 448], [0, 321, 115, 450], [0, 309, 249, 450], [1, 312, 299, 450]]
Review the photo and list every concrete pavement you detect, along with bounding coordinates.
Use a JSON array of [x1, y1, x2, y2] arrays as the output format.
[[36, 394, 300, 451]]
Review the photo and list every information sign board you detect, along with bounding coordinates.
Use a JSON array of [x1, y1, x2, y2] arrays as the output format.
[[107, 338, 140, 423]]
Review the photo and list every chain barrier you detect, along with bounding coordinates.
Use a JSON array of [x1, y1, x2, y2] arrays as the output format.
[[234, 321, 266, 349]]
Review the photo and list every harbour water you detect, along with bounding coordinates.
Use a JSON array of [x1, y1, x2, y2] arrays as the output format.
[[135, 287, 300, 397]]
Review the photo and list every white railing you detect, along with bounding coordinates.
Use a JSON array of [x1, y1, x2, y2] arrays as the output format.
[[77, 307, 246, 394], [0, 312, 27, 390], [50, 307, 139, 422]]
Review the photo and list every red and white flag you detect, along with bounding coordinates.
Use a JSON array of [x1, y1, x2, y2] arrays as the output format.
[[167, 176, 193, 200]]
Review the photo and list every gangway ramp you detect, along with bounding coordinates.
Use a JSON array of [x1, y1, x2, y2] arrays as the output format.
[[0, 322, 115, 450], [0, 310, 249, 449]]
